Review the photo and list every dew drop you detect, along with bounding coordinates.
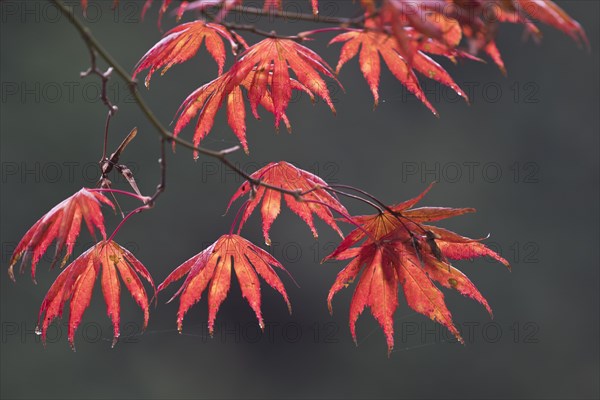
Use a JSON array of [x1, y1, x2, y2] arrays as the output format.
[[35, 326, 42, 336]]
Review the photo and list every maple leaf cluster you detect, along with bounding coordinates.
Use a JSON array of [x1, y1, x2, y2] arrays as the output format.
[[129, 0, 587, 152], [8, 0, 586, 353], [10, 165, 507, 353]]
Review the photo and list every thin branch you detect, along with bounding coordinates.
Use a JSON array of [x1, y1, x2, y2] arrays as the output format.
[[219, 20, 304, 41], [105, 137, 168, 235], [202, 4, 377, 42], [328, 183, 430, 235], [229, 5, 369, 26], [324, 186, 384, 213], [91, 188, 150, 203], [231, 200, 250, 235], [80, 46, 118, 163]]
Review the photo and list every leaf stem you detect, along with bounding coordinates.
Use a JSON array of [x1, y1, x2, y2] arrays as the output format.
[[90, 188, 150, 203], [324, 187, 384, 213], [231, 201, 250, 235], [107, 205, 151, 242], [228, 5, 369, 26]]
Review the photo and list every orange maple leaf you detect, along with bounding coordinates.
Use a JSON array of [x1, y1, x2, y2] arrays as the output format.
[[9, 188, 114, 283], [325, 184, 509, 354], [158, 234, 293, 334], [365, 1, 586, 75], [37, 240, 155, 349], [133, 20, 240, 87], [173, 68, 313, 154], [227, 161, 347, 245], [174, 38, 339, 153], [330, 20, 468, 113]]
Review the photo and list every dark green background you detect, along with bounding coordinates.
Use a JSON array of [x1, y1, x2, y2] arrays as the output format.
[[1, 1, 598, 398]]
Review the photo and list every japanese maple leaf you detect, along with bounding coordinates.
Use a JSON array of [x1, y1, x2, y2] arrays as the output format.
[[330, 20, 468, 113], [174, 68, 313, 155], [133, 20, 240, 87], [325, 184, 509, 354], [375, 1, 502, 73], [174, 38, 339, 153], [158, 234, 292, 334], [9, 188, 114, 283], [227, 161, 347, 245], [37, 240, 155, 349]]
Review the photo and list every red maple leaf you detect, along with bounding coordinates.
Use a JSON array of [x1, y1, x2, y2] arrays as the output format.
[[325, 184, 509, 354], [158, 234, 293, 334], [37, 240, 155, 349], [133, 20, 240, 87], [9, 188, 114, 283], [227, 161, 347, 245], [360, 1, 586, 75], [173, 68, 314, 154], [330, 19, 468, 114], [174, 38, 339, 153]]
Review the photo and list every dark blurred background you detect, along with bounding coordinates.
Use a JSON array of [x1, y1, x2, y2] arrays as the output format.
[[1, 1, 598, 398]]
